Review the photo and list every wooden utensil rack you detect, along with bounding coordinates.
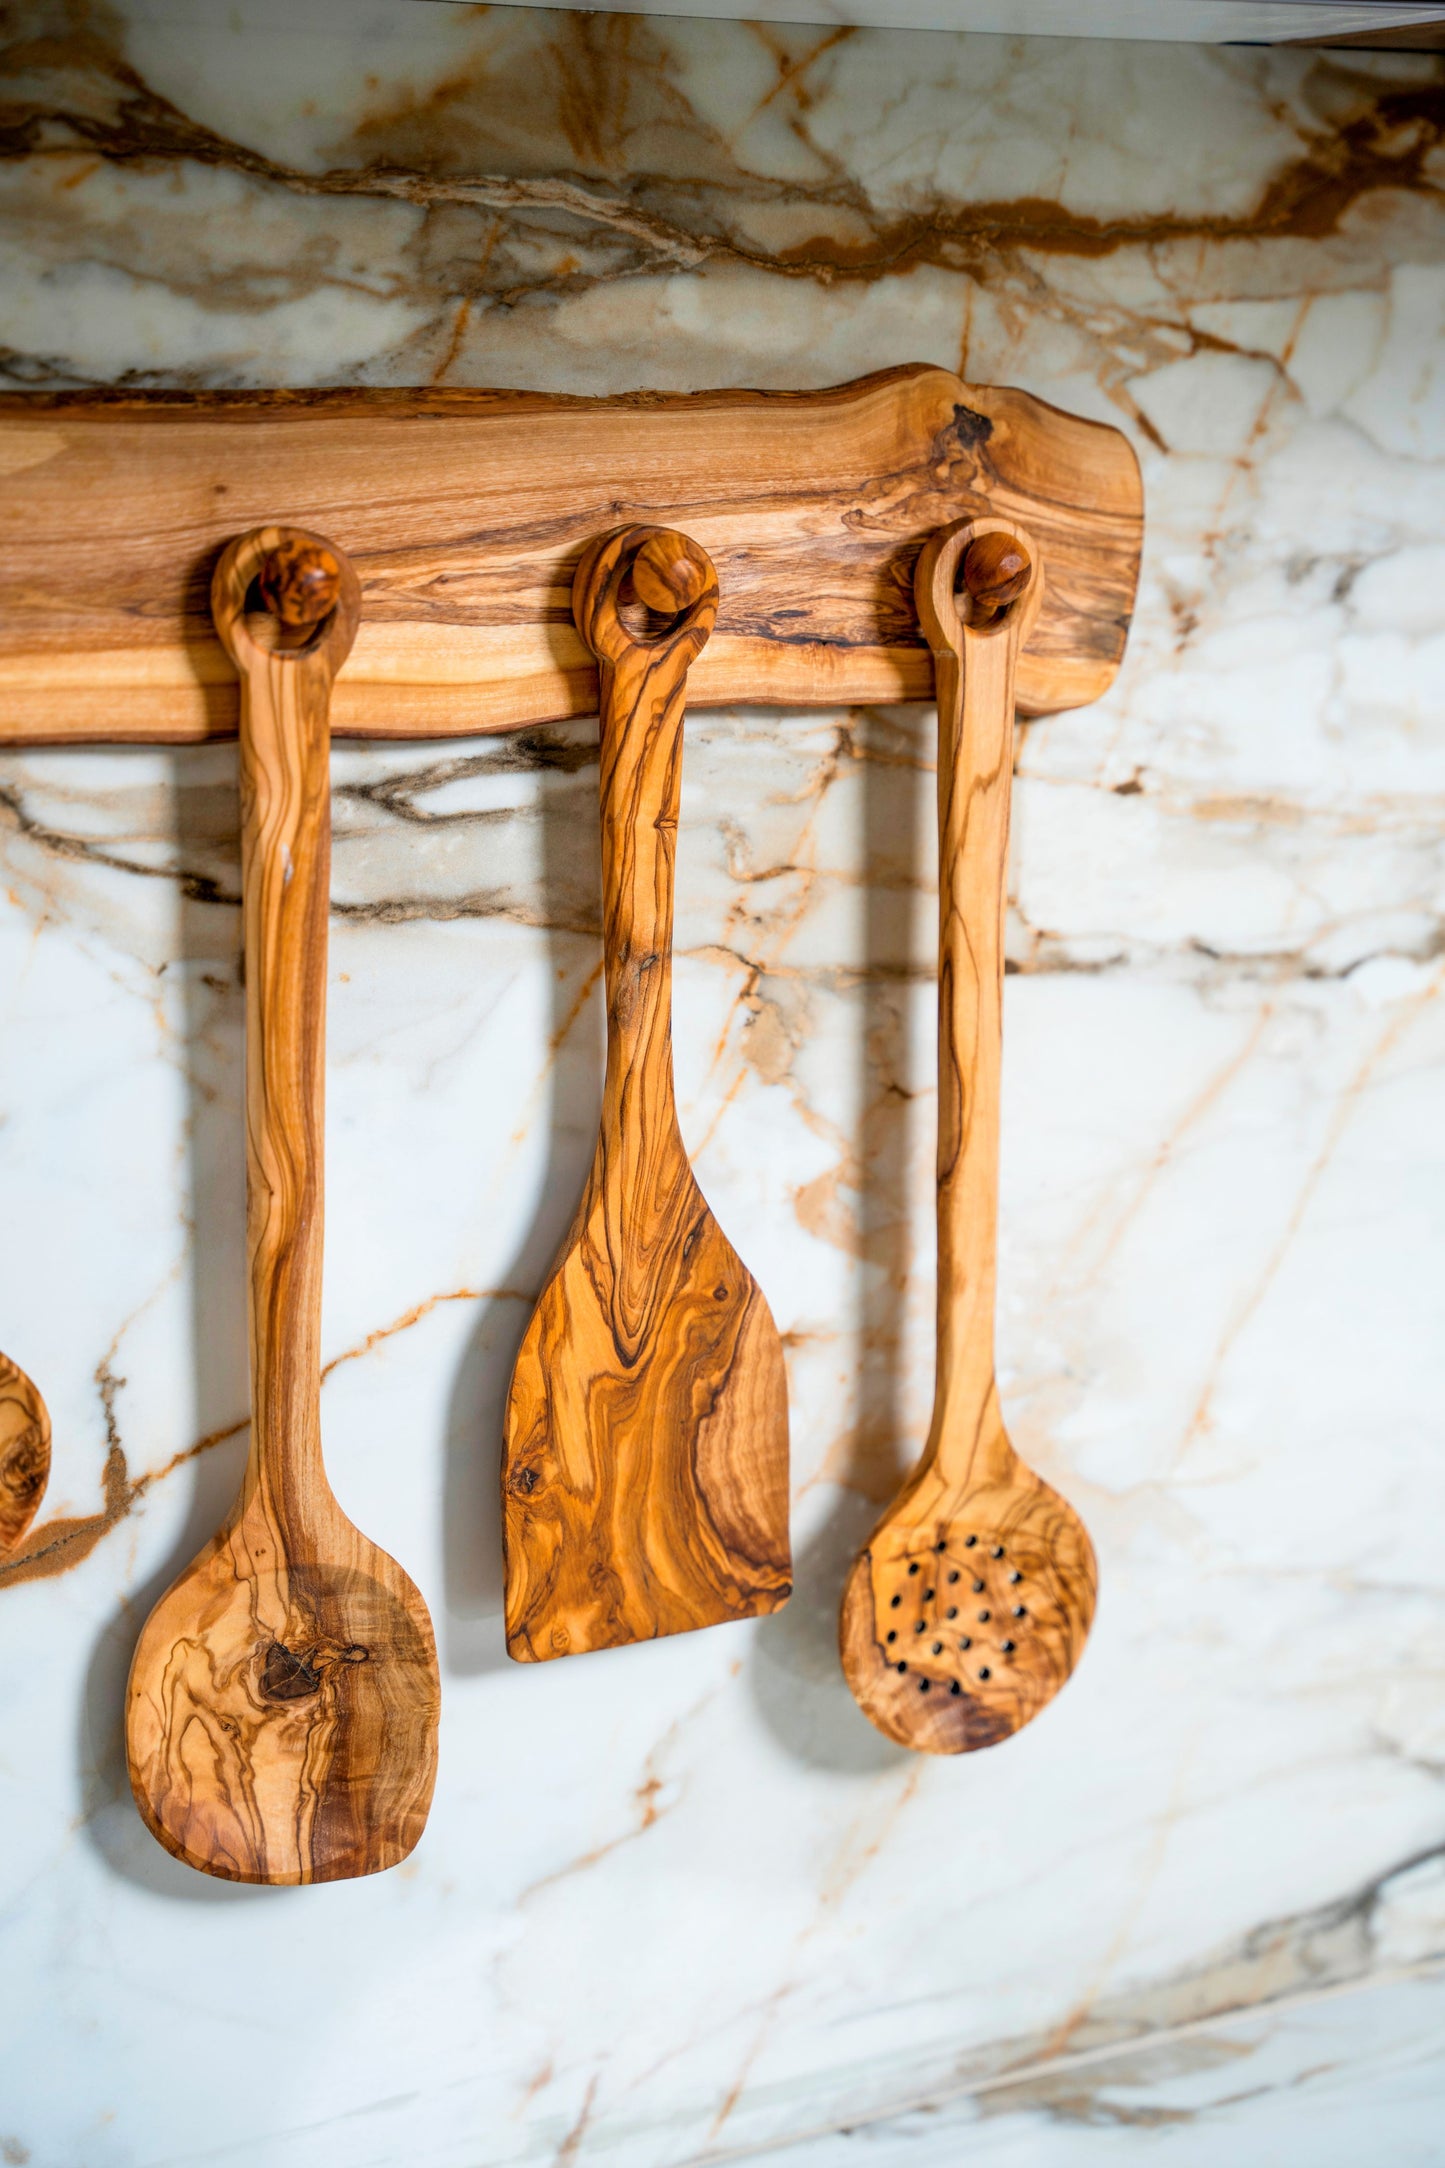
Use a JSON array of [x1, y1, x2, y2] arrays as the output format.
[[0, 367, 1142, 1829], [0, 366, 1140, 745]]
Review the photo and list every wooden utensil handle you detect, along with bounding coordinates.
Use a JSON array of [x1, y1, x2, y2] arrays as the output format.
[[211, 529, 360, 1521], [915, 520, 1043, 1456], [573, 528, 719, 1130]]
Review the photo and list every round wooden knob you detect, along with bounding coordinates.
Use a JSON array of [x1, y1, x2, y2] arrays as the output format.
[[631, 533, 709, 616], [258, 539, 343, 628], [960, 533, 1032, 621]]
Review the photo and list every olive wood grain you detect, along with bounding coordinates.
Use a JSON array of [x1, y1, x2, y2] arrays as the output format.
[[0, 1351, 50, 1555], [125, 527, 440, 1882], [0, 369, 1142, 742], [502, 527, 792, 1662], [841, 518, 1097, 1754]]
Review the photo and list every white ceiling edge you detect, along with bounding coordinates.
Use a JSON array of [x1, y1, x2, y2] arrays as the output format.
[[439, 0, 1445, 40]]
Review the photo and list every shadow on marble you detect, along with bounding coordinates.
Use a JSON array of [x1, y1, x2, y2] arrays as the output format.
[[749, 711, 922, 1776], [439, 1295, 515, 1675], [79, 743, 266, 1901], [441, 753, 604, 1676]]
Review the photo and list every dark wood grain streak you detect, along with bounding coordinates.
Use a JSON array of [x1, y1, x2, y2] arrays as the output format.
[[124, 527, 439, 1882], [0, 1351, 50, 1555], [0, 369, 1142, 742], [502, 527, 791, 1662], [840, 519, 1098, 1754]]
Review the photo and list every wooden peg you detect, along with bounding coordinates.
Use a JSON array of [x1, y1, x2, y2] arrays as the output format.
[[629, 531, 711, 616], [959, 532, 1033, 624], [257, 537, 343, 628]]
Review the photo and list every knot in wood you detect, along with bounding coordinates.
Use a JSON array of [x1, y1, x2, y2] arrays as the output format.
[[258, 540, 342, 628], [259, 1637, 370, 1703], [960, 533, 1032, 622], [260, 1641, 322, 1701]]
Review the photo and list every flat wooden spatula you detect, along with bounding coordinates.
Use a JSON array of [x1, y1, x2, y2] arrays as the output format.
[[503, 526, 792, 1661], [841, 519, 1097, 1753], [126, 528, 440, 1881]]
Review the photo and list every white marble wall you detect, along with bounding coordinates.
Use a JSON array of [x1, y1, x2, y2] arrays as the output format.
[[1, 6, 1443, 2163]]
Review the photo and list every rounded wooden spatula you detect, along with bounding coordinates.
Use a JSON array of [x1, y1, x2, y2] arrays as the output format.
[[0, 1351, 50, 1555], [841, 520, 1097, 1754], [125, 529, 439, 1883], [502, 527, 792, 1661]]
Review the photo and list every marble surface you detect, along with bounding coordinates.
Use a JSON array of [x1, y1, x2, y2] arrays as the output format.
[[376, 2, 1445, 45], [1, 5, 1443, 2164], [745, 1964, 1445, 2164]]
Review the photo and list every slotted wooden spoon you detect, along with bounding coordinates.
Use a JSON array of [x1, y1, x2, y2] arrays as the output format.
[[126, 527, 440, 1882], [0, 1350, 50, 1555], [503, 526, 792, 1661], [840, 518, 1097, 1753]]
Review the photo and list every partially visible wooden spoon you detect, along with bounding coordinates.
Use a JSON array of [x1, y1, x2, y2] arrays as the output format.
[[502, 526, 792, 1661], [125, 527, 440, 1883], [840, 519, 1097, 1754], [0, 1351, 50, 1554]]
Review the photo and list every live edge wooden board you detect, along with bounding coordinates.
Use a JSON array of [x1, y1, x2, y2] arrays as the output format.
[[0, 367, 1141, 743]]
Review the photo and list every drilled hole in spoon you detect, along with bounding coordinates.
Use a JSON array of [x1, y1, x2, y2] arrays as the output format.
[[861, 1519, 1093, 1727]]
